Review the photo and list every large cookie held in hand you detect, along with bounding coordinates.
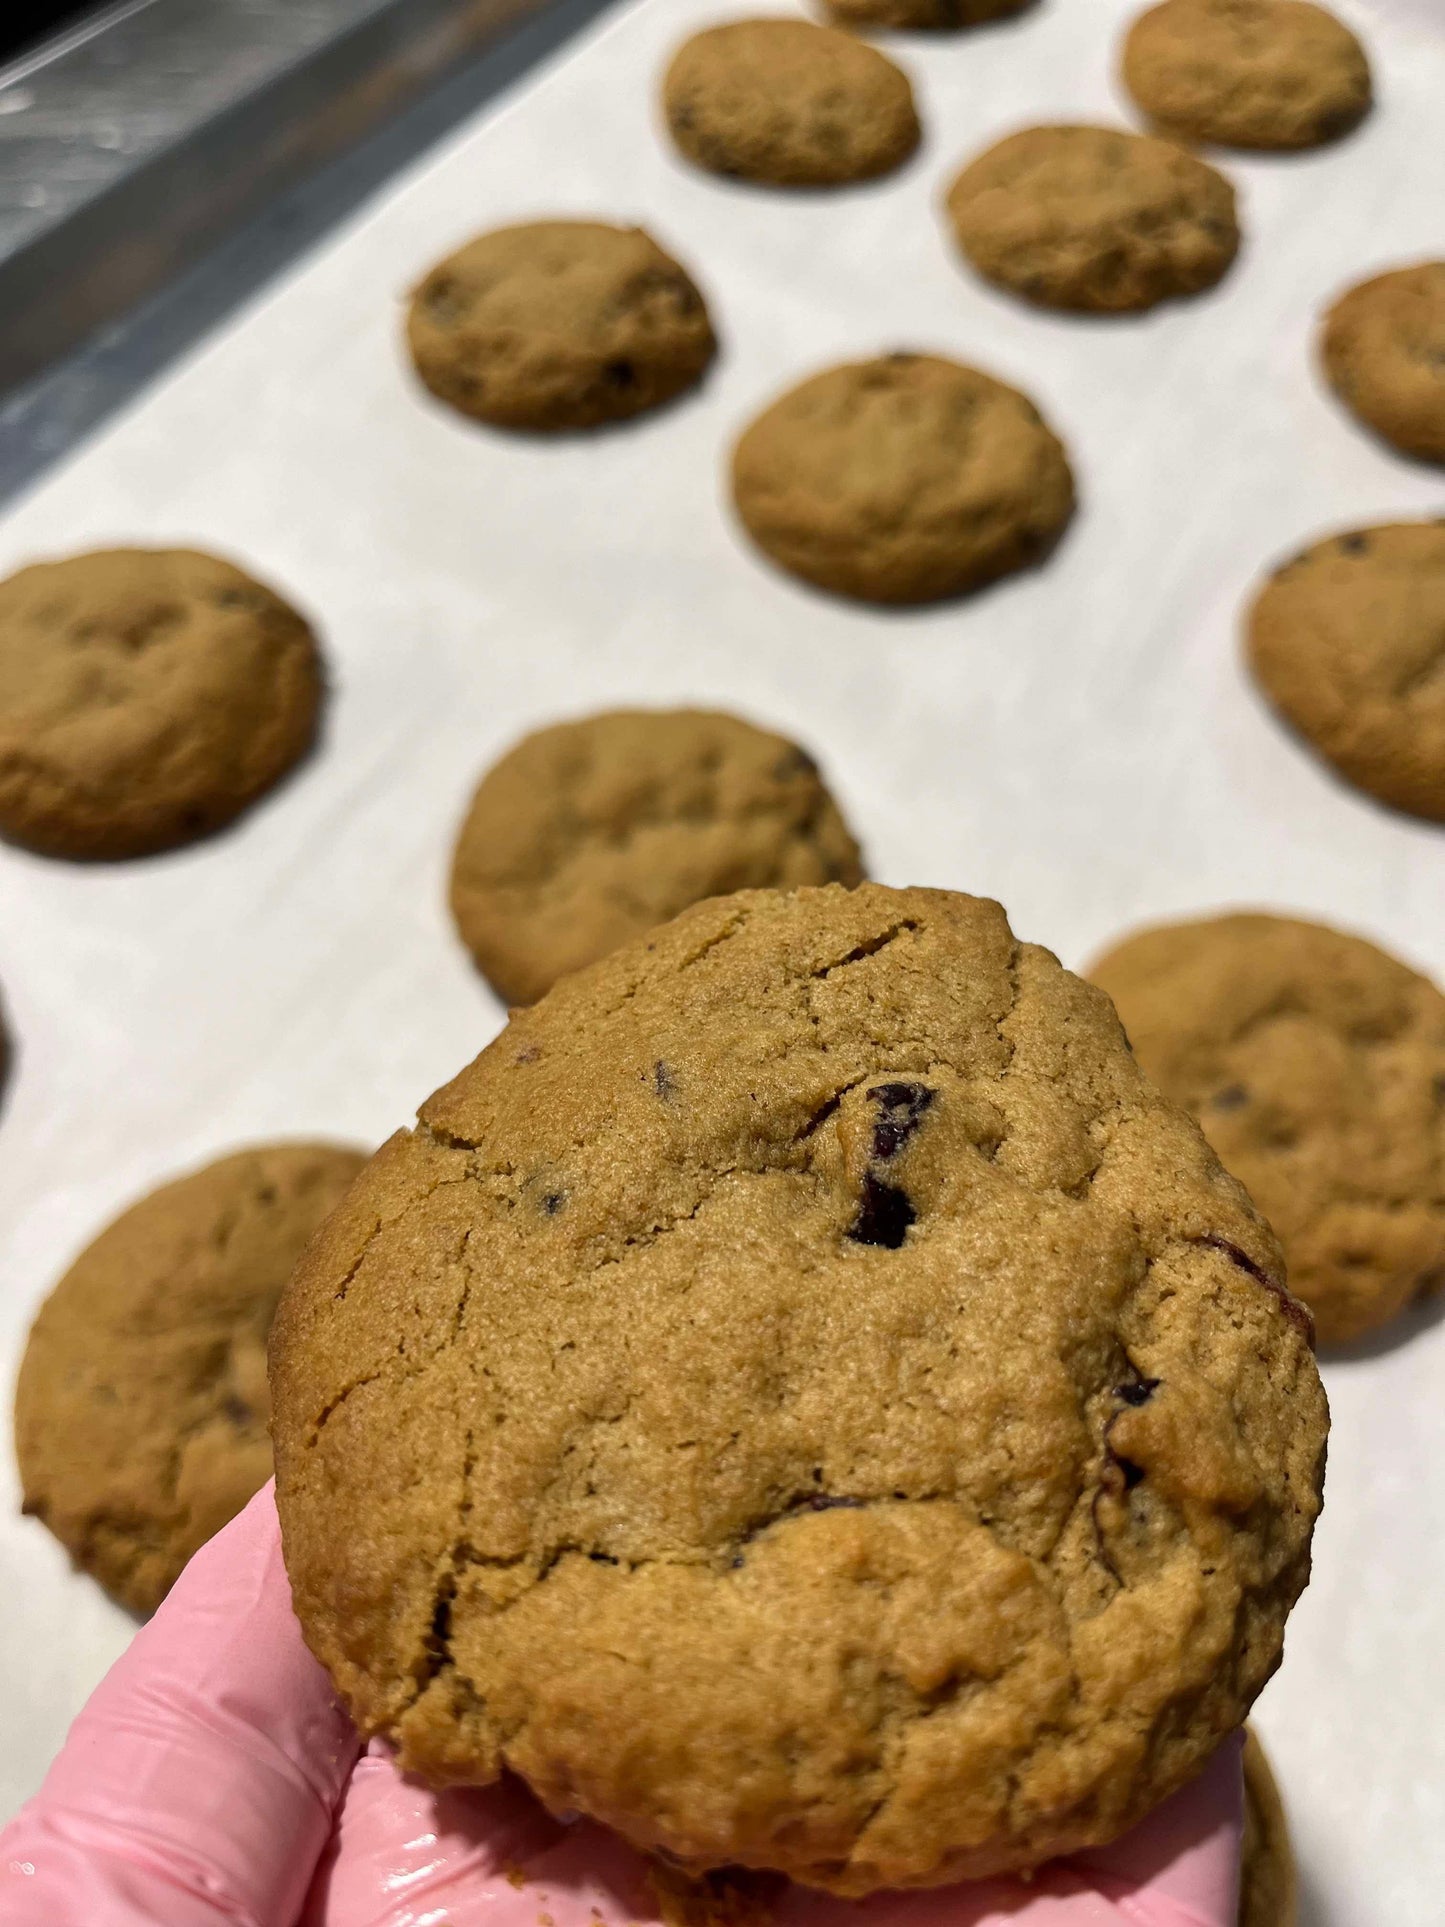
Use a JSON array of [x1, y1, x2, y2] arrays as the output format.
[[273, 883, 1325, 1894]]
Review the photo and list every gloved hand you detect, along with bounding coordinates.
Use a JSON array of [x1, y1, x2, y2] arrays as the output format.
[[0, 1484, 1243, 1927]]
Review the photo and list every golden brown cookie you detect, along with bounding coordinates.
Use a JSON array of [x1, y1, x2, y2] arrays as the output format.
[[1320, 263, 1445, 464], [1240, 1728, 1298, 1927], [945, 124, 1239, 312], [1122, 0, 1371, 151], [731, 352, 1075, 603], [0, 547, 323, 860], [407, 221, 716, 431], [1246, 520, 1445, 823], [449, 708, 864, 1006], [663, 20, 920, 187], [1090, 911, 1445, 1346], [16, 1142, 366, 1614], [272, 883, 1325, 1894], [820, 0, 1031, 29]]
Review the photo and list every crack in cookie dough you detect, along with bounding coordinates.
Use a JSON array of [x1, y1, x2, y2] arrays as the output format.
[[272, 886, 1325, 1892]]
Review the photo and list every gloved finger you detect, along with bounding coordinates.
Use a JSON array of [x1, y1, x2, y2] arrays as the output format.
[[300, 1733, 1240, 1927], [1065, 1731, 1244, 1925], [1, 1481, 360, 1927]]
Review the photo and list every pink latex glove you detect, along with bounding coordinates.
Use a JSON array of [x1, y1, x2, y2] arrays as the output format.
[[0, 1485, 1242, 1927]]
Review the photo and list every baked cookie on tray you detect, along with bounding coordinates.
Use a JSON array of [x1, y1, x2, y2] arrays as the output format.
[[731, 352, 1075, 603], [407, 221, 716, 431], [1246, 520, 1445, 823], [1320, 263, 1445, 464], [449, 707, 865, 1005], [0, 547, 323, 860], [945, 125, 1239, 312], [272, 883, 1325, 1894], [1090, 911, 1445, 1346], [1240, 1728, 1297, 1927], [663, 20, 920, 187], [16, 1142, 366, 1614], [1122, 0, 1371, 151]]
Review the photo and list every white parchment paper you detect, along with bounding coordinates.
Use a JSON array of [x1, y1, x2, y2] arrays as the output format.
[[1, 0, 1442, 1916]]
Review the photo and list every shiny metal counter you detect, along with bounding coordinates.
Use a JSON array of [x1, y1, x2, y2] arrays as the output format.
[[0, 0, 612, 501]]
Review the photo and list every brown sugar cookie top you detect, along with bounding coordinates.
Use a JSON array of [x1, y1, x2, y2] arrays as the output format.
[[1320, 263, 1445, 464], [1122, 0, 1371, 151], [449, 707, 865, 1005], [1246, 520, 1445, 823], [820, 0, 1032, 31], [272, 883, 1324, 1895], [16, 1142, 366, 1615], [0, 547, 322, 860], [1240, 1729, 1298, 1927], [731, 352, 1075, 604], [1090, 910, 1445, 1346], [945, 124, 1239, 312], [406, 221, 717, 431], [663, 20, 920, 187]]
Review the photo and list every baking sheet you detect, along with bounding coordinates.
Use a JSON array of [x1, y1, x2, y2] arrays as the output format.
[[1, 0, 1442, 1915]]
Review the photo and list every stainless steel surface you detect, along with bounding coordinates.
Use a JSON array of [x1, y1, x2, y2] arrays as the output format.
[[0, 0, 561, 397], [0, 0, 616, 501]]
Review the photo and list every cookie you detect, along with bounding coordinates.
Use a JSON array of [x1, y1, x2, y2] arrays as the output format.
[[1240, 1728, 1297, 1927], [820, 0, 1032, 30], [1246, 521, 1445, 823], [16, 1142, 366, 1614], [450, 709, 864, 1006], [1089, 912, 1445, 1346], [663, 20, 919, 187], [0, 547, 322, 860], [407, 222, 716, 431], [731, 353, 1074, 603], [1122, 0, 1371, 151], [272, 883, 1325, 1894], [1320, 263, 1445, 464], [945, 124, 1239, 312]]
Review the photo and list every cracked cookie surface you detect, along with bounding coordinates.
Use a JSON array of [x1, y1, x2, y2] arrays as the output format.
[[1090, 911, 1445, 1346], [1122, 0, 1371, 152], [946, 124, 1239, 312], [449, 708, 864, 1006], [272, 883, 1325, 1892], [1320, 263, 1445, 464], [662, 20, 919, 187], [731, 353, 1075, 604], [1246, 520, 1445, 823], [407, 222, 716, 431], [0, 547, 323, 859], [16, 1142, 366, 1614]]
